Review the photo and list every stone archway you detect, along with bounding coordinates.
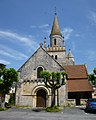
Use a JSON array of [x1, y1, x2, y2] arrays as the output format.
[[36, 89, 46, 107]]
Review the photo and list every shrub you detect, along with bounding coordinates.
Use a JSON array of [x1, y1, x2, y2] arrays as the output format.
[[9, 93, 15, 105], [0, 107, 5, 111], [45, 106, 60, 112]]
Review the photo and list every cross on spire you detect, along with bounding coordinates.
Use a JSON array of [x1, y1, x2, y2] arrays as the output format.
[[55, 7, 57, 15]]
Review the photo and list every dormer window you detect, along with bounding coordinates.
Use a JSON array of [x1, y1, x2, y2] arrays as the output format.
[[54, 39, 56, 45]]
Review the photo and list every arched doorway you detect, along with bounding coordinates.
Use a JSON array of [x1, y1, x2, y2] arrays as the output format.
[[36, 89, 46, 107]]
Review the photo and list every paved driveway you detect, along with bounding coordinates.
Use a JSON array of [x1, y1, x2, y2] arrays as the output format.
[[0, 107, 96, 120]]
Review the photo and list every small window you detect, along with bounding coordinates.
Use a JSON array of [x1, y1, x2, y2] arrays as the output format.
[[52, 55, 54, 58], [54, 39, 56, 45], [55, 55, 57, 60], [37, 67, 43, 78]]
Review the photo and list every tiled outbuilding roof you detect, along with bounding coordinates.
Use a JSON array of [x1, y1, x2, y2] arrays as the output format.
[[64, 65, 88, 79], [68, 79, 93, 92], [64, 65, 93, 92]]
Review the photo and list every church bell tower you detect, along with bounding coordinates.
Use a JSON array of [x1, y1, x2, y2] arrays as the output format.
[[45, 13, 66, 65], [50, 13, 63, 47], [45, 12, 74, 66]]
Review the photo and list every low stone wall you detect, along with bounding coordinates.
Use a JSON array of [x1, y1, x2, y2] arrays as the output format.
[[68, 99, 75, 107], [68, 99, 87, 106], [80, 99, 87, 105], [92, 87, 96, 98]]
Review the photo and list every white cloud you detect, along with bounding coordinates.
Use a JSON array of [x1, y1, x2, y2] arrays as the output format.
[[0, 30, 38, 50], [88, 10, 96, 25], [0, 59, 10, 65], [30, 24, 49, 29], [0, 44, 28, 60], [62, 28, 73, 41], [39, 24, 49, 28]]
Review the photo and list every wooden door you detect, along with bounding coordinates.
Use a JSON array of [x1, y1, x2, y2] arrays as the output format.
[[36, 89, 46, 107]]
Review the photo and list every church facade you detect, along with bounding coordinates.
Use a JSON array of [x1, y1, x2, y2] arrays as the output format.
[[16, 14, 93, 107]]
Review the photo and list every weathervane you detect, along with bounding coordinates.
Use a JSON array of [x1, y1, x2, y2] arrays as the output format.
[[55, 6, 57, 15]]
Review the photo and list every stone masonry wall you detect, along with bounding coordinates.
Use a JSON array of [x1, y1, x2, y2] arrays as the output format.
[[16, 47, 67, 107]]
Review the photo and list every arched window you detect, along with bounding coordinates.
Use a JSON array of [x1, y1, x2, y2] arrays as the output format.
[[55, 55, 57, 60], [37, 67, 43, 78], [54, 39, 56, 45]]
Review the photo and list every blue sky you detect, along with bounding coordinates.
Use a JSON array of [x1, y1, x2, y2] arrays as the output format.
[[0, 0, 96, 73]]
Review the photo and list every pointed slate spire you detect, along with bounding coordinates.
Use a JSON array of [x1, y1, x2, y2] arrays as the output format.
[[66, 49, 75, 65], [67, 49, 74, 59], [50, 13, 62, 37], [67, 49, 75, 63]]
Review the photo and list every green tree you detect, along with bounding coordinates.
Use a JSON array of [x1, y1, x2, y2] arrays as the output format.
[[40, 71, 67, 107], [88, 68, 96, 87], [0, 64, 18, 107]]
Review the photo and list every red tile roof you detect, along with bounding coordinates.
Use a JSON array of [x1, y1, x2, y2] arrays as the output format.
[[64, 65, 88, 79], [64, 65, 93, 92], [68, 79, 93, 92]]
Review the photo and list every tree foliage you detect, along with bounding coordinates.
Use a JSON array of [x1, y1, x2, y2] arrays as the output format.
[[88, 67, 96, 87], [40, 71, 66, 89], [40, 71, 67, 107], [0, 65, 18, 100]]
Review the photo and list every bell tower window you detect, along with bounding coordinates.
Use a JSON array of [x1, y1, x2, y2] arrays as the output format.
[[54, 39, 56, 45], [52, 55, 54, 58], [55, 55, 57, 60]]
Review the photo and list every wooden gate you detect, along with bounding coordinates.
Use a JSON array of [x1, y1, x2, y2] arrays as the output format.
[[36, 89, 46, 107]]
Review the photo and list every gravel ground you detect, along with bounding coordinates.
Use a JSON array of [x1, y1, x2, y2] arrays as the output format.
[[0, 107, 96, 120]]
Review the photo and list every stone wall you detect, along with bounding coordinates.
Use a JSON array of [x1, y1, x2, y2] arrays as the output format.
[[18, 47, 64, 81], [16, 47, 67, 107]]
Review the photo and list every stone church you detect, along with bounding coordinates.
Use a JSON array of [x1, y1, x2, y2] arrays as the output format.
[[16, 13, 93, 107]]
